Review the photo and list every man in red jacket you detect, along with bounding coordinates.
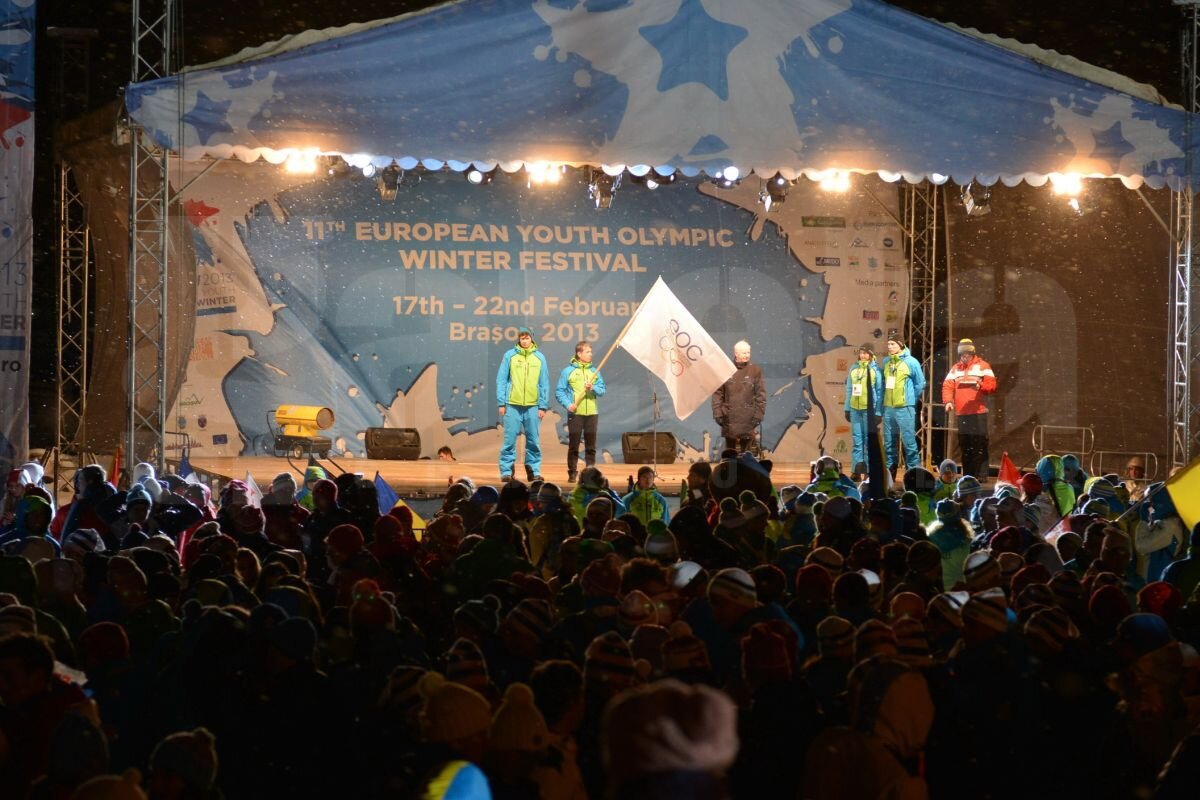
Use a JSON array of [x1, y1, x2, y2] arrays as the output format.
[[942, 339, 997, 480]]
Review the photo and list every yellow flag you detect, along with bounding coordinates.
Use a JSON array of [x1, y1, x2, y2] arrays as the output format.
[[1166, 459, 1200, 530]]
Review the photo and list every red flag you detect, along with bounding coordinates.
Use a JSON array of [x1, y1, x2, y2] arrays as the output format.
[[998, 452, 1021, 486]]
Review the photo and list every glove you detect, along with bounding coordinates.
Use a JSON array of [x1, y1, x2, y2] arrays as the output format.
[[843, 409, 851, 422]]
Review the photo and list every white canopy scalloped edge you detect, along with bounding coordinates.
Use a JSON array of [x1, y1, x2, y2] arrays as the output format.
[[177, 144, 1175, 190]]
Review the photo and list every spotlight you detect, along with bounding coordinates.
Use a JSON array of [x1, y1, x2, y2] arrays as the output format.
[[961, 181, 991, 217], [284, 149, 319, 174], [377, 161, 403, 201], [631, 171, 676, 190], [466, 166, 495, 185], [361, 163, 377, 178], [527, 161, 564, 186], [761, 173, 789, 211], [817, 170, 850, 193], [588, 167, 622, 209], [1050, 173, 1083, 198], [714, 166, 740, 190]]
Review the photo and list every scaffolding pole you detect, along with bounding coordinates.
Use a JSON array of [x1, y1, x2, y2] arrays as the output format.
[[1172, 1, 1200, 469], [127, 0, 176, 472], [904, 182, 940, 465]]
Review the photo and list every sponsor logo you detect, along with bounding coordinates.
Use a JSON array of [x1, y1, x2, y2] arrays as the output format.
[[862, 310, 880, 321], [802, 238, 837, 248], [847, 257, 861, 268], [882, 237, 896, 248], [189, 338, 214, 362], [834, 425, 851, 435], [887, 291, 899, 305], [884, 261, 904, 271], [197, 415, 207, 429], [212, 434, 228, 445], [835, 359, 849, 371], [177, 416, 187, 430], [853, 220, 895, 230], [850, 237, 869, 248], [886, 311, 899, 323], [179, 393, 203, 408], [801, 216, 845, 228], [868, 257, 879, 269], [815, 256, 840, 267]]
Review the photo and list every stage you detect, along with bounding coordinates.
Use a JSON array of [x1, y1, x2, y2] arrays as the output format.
[[182, 455, 818, 498]]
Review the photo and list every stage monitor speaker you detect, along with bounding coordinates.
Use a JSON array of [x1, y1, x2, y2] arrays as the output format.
[[621, 431, 677, 465], [365, 427, 421, 460]]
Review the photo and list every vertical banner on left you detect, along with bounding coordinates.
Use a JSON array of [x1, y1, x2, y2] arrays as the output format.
[[0, 0, 34, 472]]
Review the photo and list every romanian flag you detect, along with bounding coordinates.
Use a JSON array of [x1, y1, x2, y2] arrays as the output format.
[[1166, 459, 1200, 530]]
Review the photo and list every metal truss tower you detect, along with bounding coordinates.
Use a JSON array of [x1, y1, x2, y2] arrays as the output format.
[[127, 0, 177, 472], [1172, 0, 1200, 469], [904, 183, 940, 464], [50, 27, 96, 491]]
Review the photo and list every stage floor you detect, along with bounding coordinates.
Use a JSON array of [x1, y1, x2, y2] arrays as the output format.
[[186, 456, 817, 497]]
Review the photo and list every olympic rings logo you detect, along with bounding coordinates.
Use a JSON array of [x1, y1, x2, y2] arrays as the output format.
[[658, 319, 703, 376]]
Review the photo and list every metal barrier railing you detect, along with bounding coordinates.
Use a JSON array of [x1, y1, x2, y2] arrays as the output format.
[[1090, 450, 1160, 483], [1032, 425, 1095, 458]]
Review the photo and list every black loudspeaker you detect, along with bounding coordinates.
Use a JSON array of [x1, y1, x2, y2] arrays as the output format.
[[621, 432, 677, 464], [365, 427, 422, 460]]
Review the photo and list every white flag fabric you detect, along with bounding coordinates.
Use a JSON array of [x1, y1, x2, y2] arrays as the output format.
[[618, 277, 736, 420], [244, 471, 264, 508]]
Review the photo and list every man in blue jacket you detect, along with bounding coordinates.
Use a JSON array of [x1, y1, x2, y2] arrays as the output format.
[[881, 334, 926, 476], [496, 326, 550, 482], [555, 341, 606, 484]]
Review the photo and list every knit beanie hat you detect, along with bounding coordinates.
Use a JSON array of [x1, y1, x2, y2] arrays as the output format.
[[455, 595, 501, 635], [271, 472, 297, 493], [603, 679, 738, 783], [890, 592, 926, 621], [0, 605, 36, 635], [1114, 613, 1174, 665], [327, 524, 365, 556], [962, 587, 1009, 634], [816, 615, 855, 660], [1049, 570, 1084, 606], [1020, 473, 1043, 497], [993, 483, 1020, 501], [1137, 581, 1184, 623], [963, 551, 1000, 593], [1089, 584, 1132, 631], [379, 665, 428, 722], [506, 598, 555, 642], [419, 672, 492, 744], [794, 563, 834, 604], [149, 728, 218, 795], [644, 523, 679, 561], [906, 541, 942, 574], [470, 485, 500, 507], [578, 467, 604, 490], [312, 478, 338, 502], [1015, 583, 1056, 614], [807, 547, 845, 577], [779, 484, 803, 507], [927, 591, 969, 630], [64, 528, 105, 557], [580, 553, 622, 598], [78, 622, 131, 668], [741, 622, 792, 685], [489, 682, 550, 753], [630, 624, 669, 673], [822, 496, 853, 521], [935, 499, 960, 522], [855, 619, 899, 663], [1024, 607, 1080, 656], [619, 590, 658, 628], [267, 616, 317, 662], [996, 552, 1024, 586], [954, 475, 983, 500], [661, 621, 711, 678], [938, 459, 959, 476], [891, 616, 932, 667], [235, 505, 265, 535], [707, 568, 758, 612], [859, 569, 883, 608], [445, 637, 491, 694], [716, 498, 745, 530], [1010, 564, 1051, 600], [670, 561, 705, 591], [125, 484, 153, 507], [584, 630, 640, 692]]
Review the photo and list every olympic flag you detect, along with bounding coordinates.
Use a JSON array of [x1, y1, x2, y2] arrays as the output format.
[[617, 277, 736, 420]]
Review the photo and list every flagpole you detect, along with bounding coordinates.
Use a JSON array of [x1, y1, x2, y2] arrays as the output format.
[[593, 278, 657, 374]]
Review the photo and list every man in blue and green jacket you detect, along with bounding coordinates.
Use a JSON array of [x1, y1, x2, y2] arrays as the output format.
[[496, 326, 550, 482], [881, 334, 926, 474], [843, 343, 882, 477], [555, 340, 606, 484]]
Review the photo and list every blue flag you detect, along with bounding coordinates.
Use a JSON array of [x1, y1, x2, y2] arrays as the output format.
[[374, 471, 399, 516], [179, 447, 193, 477]]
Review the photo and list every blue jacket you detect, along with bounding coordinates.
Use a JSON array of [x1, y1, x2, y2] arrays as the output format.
[[554, 358, 606, 413], [496, 345, 550, 409], [844, 360, 883, 414], [881, 347, 926, 408]]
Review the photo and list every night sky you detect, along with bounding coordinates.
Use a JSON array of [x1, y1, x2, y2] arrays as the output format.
[[27, 0, 1185, 443]]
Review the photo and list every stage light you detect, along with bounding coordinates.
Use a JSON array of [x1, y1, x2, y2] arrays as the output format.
[[377, 162, 403, 201], [1050, 173, 1083, 197], [761, 173, 789, 211], [527, 161, 563, 186], [588, 167, 622, 209], [818, 170, 850, 193], [466, 166, 495, 185], [284, 149, 319, 174], [361, 163, 377, 178], [713, 166, 741, 190], [631, 171, 676, 190], [961, 181, 991, 217]]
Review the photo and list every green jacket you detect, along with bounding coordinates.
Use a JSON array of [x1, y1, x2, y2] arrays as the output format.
[[555, 358, 607, 416]]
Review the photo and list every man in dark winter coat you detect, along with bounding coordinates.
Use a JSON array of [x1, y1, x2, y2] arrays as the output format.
[[711, 340, 766, 453]]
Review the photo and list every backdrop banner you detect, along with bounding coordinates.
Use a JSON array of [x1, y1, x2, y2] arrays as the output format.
[[172, 163, 905, 466], [0, 0, 35, 473]]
